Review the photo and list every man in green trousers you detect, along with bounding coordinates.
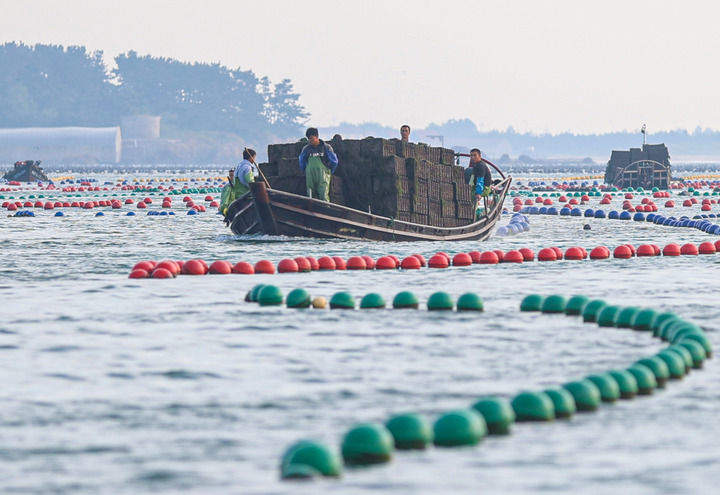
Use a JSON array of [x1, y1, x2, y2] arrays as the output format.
[[298, 127, 339, 201]]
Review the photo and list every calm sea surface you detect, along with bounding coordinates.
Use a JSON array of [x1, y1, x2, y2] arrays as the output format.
[[1, 172, 719, 494]]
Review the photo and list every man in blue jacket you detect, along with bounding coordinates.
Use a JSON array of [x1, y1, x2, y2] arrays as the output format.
[[298, 127, 338, 202]]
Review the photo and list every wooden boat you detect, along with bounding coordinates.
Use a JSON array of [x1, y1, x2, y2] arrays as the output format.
[[225, 159, 511, 242]]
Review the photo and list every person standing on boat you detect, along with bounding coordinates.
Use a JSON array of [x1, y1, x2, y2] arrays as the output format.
[[467, 148, 492, 200], [400, 124, 411, 142], [299, 127, 338, 202], [221, 148, 257, 216], [233, 148, 258, 197]]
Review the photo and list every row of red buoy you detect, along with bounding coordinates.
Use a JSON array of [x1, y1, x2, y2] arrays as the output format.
[[127, 240, 720, 279]]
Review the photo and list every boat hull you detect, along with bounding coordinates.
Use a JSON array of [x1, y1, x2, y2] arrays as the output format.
[[226, 176, 511, 242]]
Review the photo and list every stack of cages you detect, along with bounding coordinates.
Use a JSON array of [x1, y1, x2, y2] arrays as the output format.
[[260, 136, 476, 227]]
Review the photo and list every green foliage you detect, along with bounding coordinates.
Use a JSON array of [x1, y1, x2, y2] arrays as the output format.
[[0, 43, 307, 140]]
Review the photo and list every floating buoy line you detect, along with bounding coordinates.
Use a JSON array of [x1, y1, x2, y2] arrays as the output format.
[[278, 294, 712, 480]]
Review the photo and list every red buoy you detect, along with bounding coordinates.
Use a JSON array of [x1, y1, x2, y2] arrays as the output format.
[[698, 241, 716, 254], [537, 248, 557, 261], [411, 254, 425, 267], [332, 256, 347, 270], [137, 201, 146, 209], [564, 247, 584, 260], [232, 261, 255, 274], [543, 198, 553, 205], [468, 251, 482, 263], [125, 198, 134, 204], [133, 260, 156, 272], [400, 256, 421, 269], [156, 260, 180, 276], [388, 255, 401, 267], [346, 256, 367, 270], [701, 204, 711, 211], [452, 252, 473, 266], [636, 244, 655, 257], [682, 199, 692, 207], [662, 243, 681, 256], [502, 250, 523, 263], [294, 257, 312, 272], [479, 251, 499, 264], [362, 255, 376, 269], [151, 267, 174, 279], [625, 244, 636, 256], [376, 256, 397, 269], [589, 246, 609, 259], [306, 256, 320, 270], [317, 256, 336, 270], [680, 243, 698, 255], [428, 254, 449, 268], [197, 259, 209, 274], [518, 248, 535, 261], [651, 244, 661, 256], [208, 260, 232, 274], [436, 252, 451, 264], [493, 249, 505, 260], [128, 269, 149, 279], [254, 259, 276, 274], [551, 247, 563, 260], [613, 245, 632, 259], [277, 259, 299, 273], [665, 200, 675, 208]]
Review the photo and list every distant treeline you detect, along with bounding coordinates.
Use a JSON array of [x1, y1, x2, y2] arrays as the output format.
[[321, 119, 720, 159], [0, 43, 308, 142]]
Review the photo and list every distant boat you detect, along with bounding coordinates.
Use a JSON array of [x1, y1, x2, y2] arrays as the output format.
[[604, 143, 671, 189], [2, 160, 50, 182]]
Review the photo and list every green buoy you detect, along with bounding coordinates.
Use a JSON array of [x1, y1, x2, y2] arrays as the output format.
[[249, 283, 267, 302], [582, 299, 607, 323], [340, 423, 394, 465], [669, 323, 704, 344], [631, 308, 658, 330], [585, 373, 620, 402], [626, 365, 657, 394], [615, 306, 641, 328], [677, 333, 712, 358], [457, 293, 484, 312], [596, 305, 621, 327], [427, 291, 454, 311], [286, 288, 311, 308], [330, 291, 355, 309], [542, 388, 576, 418], [677, 340, 706, 368], [385, 413, 432, 449], [258, 285, 283, 306], [666, 345, 693, 372], [655, 351, 686, 379], [520, 294, 544, 312], [635, 357, 670, 388], [281, 440, 342, 477], [607, 370, 638, 399], [471, 397, 515, 434], [651, 312, 678, 336], [433, 409, 487, 447], [565, 295, 589, 315], [658, 317, 682, 340], [562, 380, 601, 411], [541, 295, 566, 314], [510, 391, 554, 421], [392, 291, 418, 309], [360, 293, 386, 309]]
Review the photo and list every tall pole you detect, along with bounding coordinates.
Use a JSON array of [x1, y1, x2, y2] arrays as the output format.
[[641, 123, 646, 146]]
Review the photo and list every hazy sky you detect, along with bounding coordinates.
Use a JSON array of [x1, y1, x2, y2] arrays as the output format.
[[2, 0, 719, 134]]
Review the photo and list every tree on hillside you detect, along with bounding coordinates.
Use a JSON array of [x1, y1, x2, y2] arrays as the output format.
[[0, 42, 117, 127], [261, 77, 308, 137]]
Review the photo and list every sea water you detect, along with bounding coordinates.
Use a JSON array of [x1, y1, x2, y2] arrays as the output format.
[[1, 171, 719, 494]]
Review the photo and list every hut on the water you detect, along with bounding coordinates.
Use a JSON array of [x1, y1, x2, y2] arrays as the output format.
[[604, 143, 671, 189]]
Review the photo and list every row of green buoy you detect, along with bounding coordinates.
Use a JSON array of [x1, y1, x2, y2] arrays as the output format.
[[246, 284, 484, 311], [280, 295, 712, 480]]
